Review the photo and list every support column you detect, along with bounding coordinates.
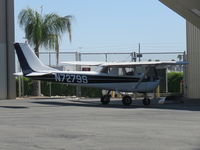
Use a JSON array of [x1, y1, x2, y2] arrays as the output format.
[[0, 0, 16, 99]]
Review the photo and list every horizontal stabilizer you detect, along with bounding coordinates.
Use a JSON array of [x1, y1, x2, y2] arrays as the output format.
[[25, 72, 53, 77], [13, 72, 23, 76]]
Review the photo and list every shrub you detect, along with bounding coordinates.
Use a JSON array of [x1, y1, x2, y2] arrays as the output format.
[[168, 72, 183, 93], [16, 77, 101, 97], [16, 77, 33, 96]]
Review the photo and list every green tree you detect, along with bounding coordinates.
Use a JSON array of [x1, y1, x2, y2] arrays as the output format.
[[18, 8, 73, 96]]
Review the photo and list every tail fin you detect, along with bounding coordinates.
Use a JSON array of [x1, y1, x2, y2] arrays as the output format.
[[14, 43, 56, 75]]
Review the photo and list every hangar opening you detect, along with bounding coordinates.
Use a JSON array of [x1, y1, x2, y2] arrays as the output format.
[[1, 0, 200, 99]]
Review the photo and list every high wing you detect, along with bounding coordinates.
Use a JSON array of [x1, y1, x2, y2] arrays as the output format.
[[61, 60, 188, 67], [61, 61, 105, 66], [100, 61, 188, 67]]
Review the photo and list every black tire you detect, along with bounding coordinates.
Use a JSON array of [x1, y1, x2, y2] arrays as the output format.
[[143, 98, 151, 105], [122, 95, 132, 106], [101, 95, 110, 105]]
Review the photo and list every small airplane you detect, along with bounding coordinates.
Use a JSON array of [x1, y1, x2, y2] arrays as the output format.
[[14, 43, 187, 106]]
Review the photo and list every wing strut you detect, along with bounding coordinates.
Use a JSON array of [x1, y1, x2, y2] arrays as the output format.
[[133, 67, 151, 90]]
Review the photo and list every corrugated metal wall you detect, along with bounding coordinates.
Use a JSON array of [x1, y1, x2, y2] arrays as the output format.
[[6, 0, 16, 99], [186, 22, 200, 98], [0, 0, 7, 99], [0, 44, 7, 99]]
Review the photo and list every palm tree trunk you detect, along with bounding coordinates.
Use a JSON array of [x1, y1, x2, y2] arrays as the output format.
[[55, 35, 59, 66], [32, 81, 41, 96], [33, 44, 41, 96], [34, 44, 40, 57]]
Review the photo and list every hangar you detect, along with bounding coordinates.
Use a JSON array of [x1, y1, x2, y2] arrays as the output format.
[[160, 0, 200, 98], [0, 0, 199, 99]]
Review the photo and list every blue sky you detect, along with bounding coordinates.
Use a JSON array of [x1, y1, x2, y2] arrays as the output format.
[[14, 0, 186, 54]]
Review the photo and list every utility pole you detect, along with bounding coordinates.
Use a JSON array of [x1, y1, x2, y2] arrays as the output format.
[[105, 53, 108, 62], [131, 52, 137, 62], [138, 43, 141, 62]]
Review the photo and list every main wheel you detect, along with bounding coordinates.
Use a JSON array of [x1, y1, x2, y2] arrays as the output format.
[[122, 95, 132, 106], [100, 95, 110, 105], [143, 98, 151, 105]]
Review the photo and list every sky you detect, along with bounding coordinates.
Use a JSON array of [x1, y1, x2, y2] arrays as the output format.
[[14, 0, 186, 55]]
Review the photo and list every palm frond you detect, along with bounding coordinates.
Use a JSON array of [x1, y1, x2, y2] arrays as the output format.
[[18, 8, 73, 52]]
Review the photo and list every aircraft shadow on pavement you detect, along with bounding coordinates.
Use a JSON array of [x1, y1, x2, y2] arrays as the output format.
[[31, 99, 200, 111], [32, 100, 134, 109], [0, 106, 29, 109]]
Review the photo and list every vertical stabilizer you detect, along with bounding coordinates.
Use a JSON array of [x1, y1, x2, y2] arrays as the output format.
[[14, 43, 56, 75]]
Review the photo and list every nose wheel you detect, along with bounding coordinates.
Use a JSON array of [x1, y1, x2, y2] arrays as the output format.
[[122, 95, 132, 106], [143, 98, 151, 105], [142, 93, 151, 105]]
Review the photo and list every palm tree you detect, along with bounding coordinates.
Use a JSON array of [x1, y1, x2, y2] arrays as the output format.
[[18, 8, 72, 96]]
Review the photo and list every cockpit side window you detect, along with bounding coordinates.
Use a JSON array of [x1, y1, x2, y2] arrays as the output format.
[[100, 66, 119, 75], [146, 67, 158, 81], [100, 66, 109, 73], [108, 67, 119, 75], [100, 66, 151, 77], [125, 67, 135, 76]]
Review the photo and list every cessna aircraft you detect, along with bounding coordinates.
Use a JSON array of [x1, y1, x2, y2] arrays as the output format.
[[14, 43, 187, 106]]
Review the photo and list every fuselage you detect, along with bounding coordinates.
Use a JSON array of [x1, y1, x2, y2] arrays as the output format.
[[29, 70, 160, 93]]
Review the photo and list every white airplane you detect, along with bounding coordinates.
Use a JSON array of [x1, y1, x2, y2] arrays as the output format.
[[14, 43, 187, 106]]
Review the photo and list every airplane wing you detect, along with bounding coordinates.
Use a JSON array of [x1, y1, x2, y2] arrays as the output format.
[[61, 61, 105, 66], [100, 61, 188, 67], [61, 60, 188, 67]]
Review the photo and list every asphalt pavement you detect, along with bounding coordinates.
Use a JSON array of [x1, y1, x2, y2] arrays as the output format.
[[0, 98, 200, 150]]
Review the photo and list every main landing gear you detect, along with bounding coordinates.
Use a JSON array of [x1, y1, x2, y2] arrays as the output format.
[[101, 95, 111, 105], [100, 91, 111, 105], [122, 93, 151, 106], [142, 93, 151, 105], [122, 95, 132, 106], [100, 91, 133, 106], [100, 92, 151, 106]]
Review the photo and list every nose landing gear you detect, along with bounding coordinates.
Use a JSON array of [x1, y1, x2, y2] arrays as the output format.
[[100, 90, 111, 105], [142, 93, 151, 105]]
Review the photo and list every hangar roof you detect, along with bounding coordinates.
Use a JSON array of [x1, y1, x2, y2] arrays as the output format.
[[159, 0, 200, 29]]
